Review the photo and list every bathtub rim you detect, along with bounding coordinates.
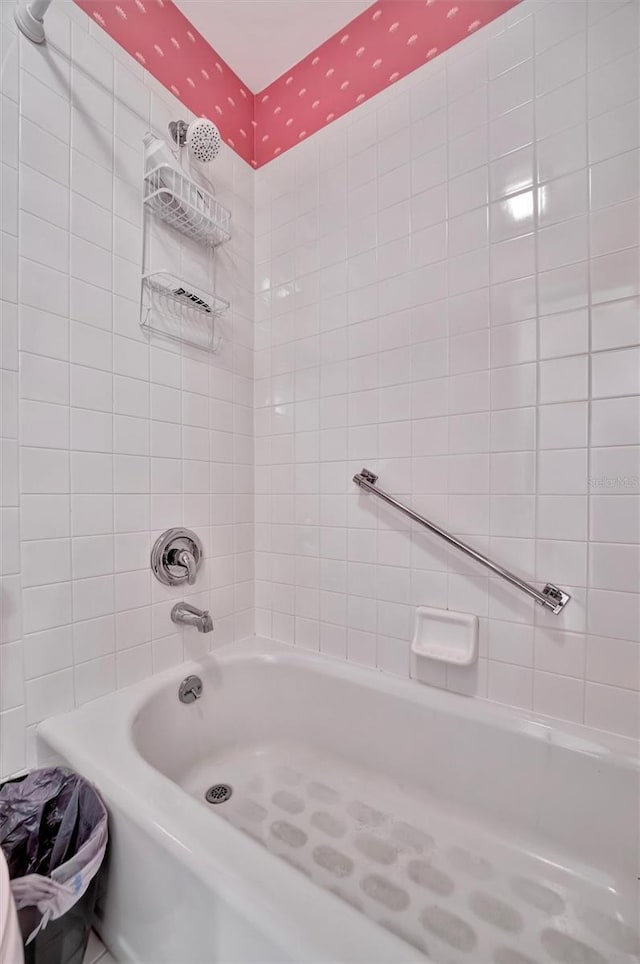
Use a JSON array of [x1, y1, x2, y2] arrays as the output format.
[[36, 635, 639, 963], [119, 635, 635, 765]]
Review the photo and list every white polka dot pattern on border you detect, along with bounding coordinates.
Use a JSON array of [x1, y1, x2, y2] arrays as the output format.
[[76, 0, 520, 168]]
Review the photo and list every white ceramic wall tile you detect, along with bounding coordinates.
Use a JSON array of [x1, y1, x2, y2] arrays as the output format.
[[23, 626, 73, 680], [2, 0, 639, 777], [253, 0, 639, 740], [584, 680, 638, 739], [533, 671, 584, 725], [1, 3, 255, 777], [585, 634, 639, 690], [591, 396, 639, 447], [591, 347, 640, 399]]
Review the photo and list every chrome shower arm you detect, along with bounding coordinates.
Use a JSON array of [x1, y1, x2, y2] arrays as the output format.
[[14, 0, 54, 43]]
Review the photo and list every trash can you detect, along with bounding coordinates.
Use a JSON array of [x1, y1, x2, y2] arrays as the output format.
[[0, 768, 108, 964]]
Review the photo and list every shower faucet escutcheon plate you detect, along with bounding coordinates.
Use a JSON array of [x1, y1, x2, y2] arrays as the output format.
[[151, 528, 204, 587]]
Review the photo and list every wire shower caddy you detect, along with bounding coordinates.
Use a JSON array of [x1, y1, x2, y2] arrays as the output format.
[[139, 150, 232, 354], [143, 164, 231, 247], [140, 270, 229, 353]]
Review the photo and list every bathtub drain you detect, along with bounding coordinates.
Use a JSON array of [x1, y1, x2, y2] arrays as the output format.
[[205, 783, 233, 804]]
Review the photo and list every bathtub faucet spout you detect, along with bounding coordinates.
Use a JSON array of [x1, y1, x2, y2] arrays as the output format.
[[171, 602, 213, 633]]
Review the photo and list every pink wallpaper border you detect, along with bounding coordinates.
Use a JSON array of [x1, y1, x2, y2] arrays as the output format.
[[75, 0, 520, 167]]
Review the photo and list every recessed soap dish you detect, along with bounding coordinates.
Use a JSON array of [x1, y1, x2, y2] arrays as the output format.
[[411, 606, 478, 666]]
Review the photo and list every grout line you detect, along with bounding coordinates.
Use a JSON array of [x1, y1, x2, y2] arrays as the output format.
[[583, 3, 594, 728], [531, 1, 541, 715], [5, 0, 640, 742], [13, 14, 28, 770]]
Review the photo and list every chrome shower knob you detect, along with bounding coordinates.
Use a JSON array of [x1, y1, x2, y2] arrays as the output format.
[[151, 528, 204, 587]]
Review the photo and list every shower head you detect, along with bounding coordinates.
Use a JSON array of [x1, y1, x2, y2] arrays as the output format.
[[169, 118, 222, 163], [188, 118, 222, 162]]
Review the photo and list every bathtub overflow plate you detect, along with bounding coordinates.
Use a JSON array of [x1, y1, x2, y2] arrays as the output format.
[[205, 784, 233, 805], [178, 675, 202, 704]]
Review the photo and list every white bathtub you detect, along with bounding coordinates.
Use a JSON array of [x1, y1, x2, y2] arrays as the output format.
[[38, 637, 639, 964]]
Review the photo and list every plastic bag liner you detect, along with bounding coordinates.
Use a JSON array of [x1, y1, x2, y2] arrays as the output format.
[[0, 768, 108, 944]]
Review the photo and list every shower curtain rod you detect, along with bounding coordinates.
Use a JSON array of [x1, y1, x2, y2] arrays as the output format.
[[353, 468, 571, 615]]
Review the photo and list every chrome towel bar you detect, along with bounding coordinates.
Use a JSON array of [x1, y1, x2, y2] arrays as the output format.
[[353, 468, 570, 615]]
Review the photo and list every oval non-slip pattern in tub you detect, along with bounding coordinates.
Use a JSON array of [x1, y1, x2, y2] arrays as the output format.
[[182, 744, 639, 964]]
